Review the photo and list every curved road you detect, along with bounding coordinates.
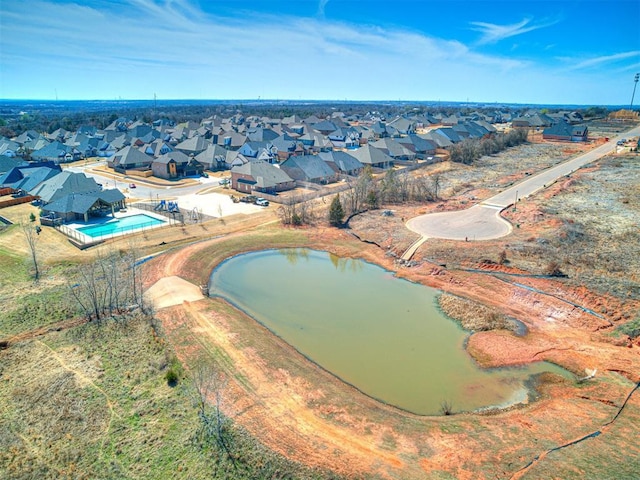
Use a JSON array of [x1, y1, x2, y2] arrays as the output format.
[[407, 125, 640, 242]]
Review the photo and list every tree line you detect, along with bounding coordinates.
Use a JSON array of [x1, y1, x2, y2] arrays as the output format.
[[449, 128, 529, 165]]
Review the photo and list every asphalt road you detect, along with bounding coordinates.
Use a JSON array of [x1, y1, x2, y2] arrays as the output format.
[[407, 124, 640, 241]]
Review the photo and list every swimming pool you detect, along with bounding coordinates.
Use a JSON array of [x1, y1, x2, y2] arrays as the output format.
[[77, 214, 166, 238]]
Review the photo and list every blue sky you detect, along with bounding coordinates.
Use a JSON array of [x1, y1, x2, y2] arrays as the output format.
[[1, 0, 639, 105]]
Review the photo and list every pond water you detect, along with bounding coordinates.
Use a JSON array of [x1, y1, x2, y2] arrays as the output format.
[[209, 249, 571, 415]]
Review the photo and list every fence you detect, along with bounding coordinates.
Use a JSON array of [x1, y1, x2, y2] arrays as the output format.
[[55, 218, 169, 246], [0, 195, 37, 209], [131, 201, 215, 224]]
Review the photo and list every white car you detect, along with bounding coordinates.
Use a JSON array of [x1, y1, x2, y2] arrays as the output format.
[[255, 198, 269, 206]]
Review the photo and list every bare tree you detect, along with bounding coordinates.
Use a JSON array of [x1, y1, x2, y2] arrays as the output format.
[[277, 195, 314, 226], [21, 221, 41, 281], [69, 245, 148, 321], [190, 362, 235, 461]]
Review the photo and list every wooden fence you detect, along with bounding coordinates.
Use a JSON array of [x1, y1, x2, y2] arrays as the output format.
[[0, 195, 37, 209]]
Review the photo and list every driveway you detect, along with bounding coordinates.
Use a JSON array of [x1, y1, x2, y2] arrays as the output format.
[[407, 125, 640, 241]]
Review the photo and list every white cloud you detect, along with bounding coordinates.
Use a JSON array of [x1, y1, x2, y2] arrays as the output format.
[[567, 51, 640, 70], [0, 0, 629, 104], [470, 17, 559, 45], [317, 0, 330, 18]]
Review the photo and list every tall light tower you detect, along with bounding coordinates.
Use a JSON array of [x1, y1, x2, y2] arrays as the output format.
[[631, 73, 639, 110]]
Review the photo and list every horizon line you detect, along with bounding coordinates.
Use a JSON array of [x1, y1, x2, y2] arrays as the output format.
[[0, 98, 627, 108]]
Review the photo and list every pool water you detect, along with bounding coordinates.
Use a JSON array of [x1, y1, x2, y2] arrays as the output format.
[[77, 214, 165, 238]]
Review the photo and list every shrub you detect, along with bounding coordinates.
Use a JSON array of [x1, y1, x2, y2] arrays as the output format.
[[440, 400, 454, 415], [545, 261, 564, 277], [165, 367, 179, 386], [617, 317, 640, 339]]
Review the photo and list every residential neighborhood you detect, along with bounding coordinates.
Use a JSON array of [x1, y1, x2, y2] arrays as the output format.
[[0, 104, 627, 248]]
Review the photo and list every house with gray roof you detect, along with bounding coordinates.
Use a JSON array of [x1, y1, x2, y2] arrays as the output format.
[[175, 135, 210, 156], [511, 113, 554, 129], [195, 144, 230, 171], [41, 189, 126, 223], [0, 155, 28, 175], [0, 165, 60, 190], [280, 155, 339, 184], [270, 134, 301, 161], [108, 145, 153, 172], [397, 135, 437, 158], [370, 138, 417, 162], [312, 120, 338, 135], [152, 151, 203, 179], [216, 130, 246, 150], [429, 127, 463, 144], [420, 131, 453, 148], [31, 141, 82, 163], [30, 171, 102, 204], [387, 116, 415, 135], [246, 127, 279, 142], [0, 138, 21, 157], [318, 151, 364, 176], [542, 121, 588, 142], [348, 144, 393, 169], [231, 159, 295, 194]]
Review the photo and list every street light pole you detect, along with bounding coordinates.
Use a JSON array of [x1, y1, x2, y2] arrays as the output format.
[[631, 73, 639, 110]]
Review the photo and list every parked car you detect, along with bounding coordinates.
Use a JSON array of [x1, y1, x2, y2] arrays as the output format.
[[129, 183, 136, 188], [255, 197, 269, 206], [239, 195, 257, 203], [219, 178, 230, 185]]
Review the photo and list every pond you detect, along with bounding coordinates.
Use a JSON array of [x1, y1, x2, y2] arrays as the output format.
[[209, 249, 571, 415]]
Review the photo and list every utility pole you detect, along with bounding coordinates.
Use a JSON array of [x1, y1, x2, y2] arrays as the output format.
[[631, 73, 639, 110]]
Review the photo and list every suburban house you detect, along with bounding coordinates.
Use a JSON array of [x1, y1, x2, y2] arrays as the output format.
[[0, 155, 28, 175], [238, 141, 278, 163], [511, 113, 554, 129], [348, 144, 393, 169], [370, 138, 417, 162], [108, 145, 153, 172], [542, 122, 589, 142], [31, 141, 82, 163], [270, 134, 301, 161], [421, 130, 453, 148], [246, 127, 279, 142], [30, 171, 102, 204], [195, 144, 230, 171], [0, 164, 61, 191], [312, 120, 339, 135], [152, 151, 204, 179], [175, 135, 210, 156], [318, 151, 364, 176], [40, 189, 126, 223], [279, 155, 339, 184], [327, 127, 359, 149], [231, 160, 295, 194], [216, 130, 246, 150], [397, 135, 437, 158], [387, 116, 415, 135], [430, 127, 463, 144]]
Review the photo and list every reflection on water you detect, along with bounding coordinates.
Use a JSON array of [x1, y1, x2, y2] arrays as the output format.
[[210, 249, 571, 415]]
